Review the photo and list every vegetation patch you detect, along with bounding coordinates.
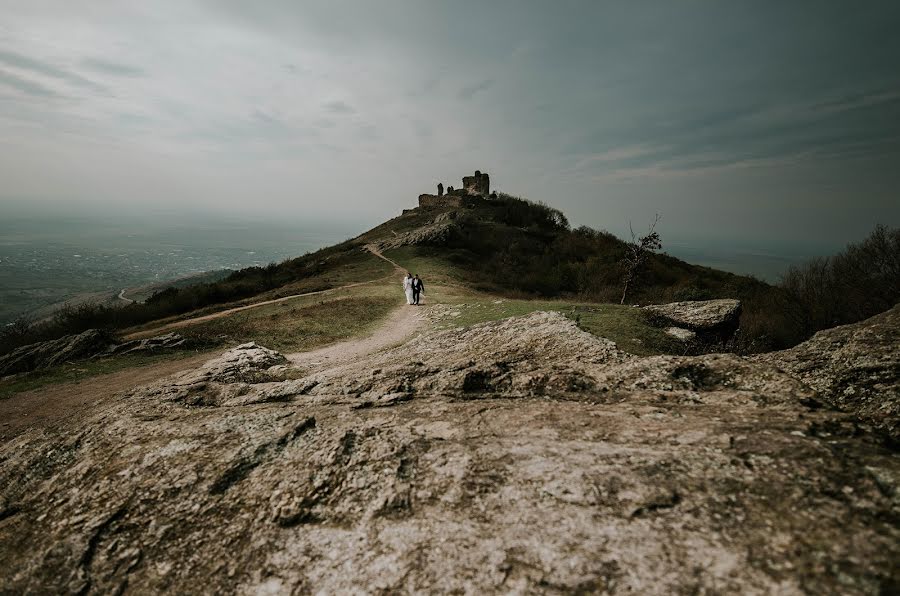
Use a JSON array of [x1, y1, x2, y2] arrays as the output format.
[[1, 248, 393, 355], [177, 294, 398, 353], [428, 298, 682, 356]]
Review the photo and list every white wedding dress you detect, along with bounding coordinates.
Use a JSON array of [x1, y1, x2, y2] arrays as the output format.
[[403, 276, 414, 304]]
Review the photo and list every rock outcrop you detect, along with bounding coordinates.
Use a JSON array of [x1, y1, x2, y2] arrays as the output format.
[[0, 330, 116, 376], [1, 310, 898, 594], [754, 303, 900, 441], [371, 211, 458, 251], [0, 330, 188, 377], [644, 298, 742, 344], [106, 332, 186, 356]]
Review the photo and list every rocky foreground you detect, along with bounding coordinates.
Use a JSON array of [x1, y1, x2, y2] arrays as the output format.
[[1, 306, 898, 594]]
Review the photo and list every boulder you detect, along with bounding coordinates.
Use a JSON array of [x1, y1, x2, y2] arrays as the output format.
[[1, 310, 898, 593], [372, 216, 457, 251], [0, 329, 115, 376], [644, 299, 742, 331], [106, 332, 186, 356], [644, 299, 742, 347], [0, 330, 190, 377]]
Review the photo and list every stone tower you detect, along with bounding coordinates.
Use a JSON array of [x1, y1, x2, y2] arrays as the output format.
[[461, 170, 490, 197]]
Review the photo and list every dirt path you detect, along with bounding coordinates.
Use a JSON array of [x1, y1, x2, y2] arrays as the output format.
[[287, 302, 426, 370], [123, 245, 402, 340]]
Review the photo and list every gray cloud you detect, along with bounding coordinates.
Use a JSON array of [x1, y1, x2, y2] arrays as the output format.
[[0, 49, 107, 94], [0, 0, 897, 258], [0, 68, 61, 98], [323, 100, 355, 114], [458, 78, 494, 101], [81, 57, 145, 77]]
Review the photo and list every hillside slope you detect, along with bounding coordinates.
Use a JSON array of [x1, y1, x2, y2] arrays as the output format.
[[2, 192, 803, 356]]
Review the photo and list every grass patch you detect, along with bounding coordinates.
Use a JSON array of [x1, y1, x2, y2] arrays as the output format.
[[120, 251, 395, 338], [0, 349, 206, 400], [178, 292, 399, 353], [430, 297, 682, 356], [384, 247, 682, 355]]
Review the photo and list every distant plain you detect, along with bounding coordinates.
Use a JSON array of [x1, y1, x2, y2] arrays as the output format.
[[0, 210, 829, 327], [0, 213, 352, 325]]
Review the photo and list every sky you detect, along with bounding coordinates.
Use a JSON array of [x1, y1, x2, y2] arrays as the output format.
[[1, 0, 899, 255]]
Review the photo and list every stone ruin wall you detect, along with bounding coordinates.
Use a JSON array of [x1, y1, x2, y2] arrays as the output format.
[[461, 170, 490, 197], [418, 170, 491, 208], [418, 194, 465, 209]]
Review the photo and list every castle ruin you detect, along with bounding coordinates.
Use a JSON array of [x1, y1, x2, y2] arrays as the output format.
[[419, 170, 492, 208]]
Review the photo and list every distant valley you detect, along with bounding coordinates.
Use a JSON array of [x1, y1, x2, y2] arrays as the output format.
[[0, 215, 351, 325]]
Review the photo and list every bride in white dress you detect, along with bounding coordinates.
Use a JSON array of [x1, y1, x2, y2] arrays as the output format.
[[403, 273, 414, 305]]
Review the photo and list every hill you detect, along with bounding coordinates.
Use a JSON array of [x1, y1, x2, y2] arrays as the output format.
[[1, 187, 800, 356], [2, 173, 899, 593]]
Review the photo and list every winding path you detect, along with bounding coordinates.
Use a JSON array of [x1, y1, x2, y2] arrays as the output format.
[[123, 245, 403, 340]]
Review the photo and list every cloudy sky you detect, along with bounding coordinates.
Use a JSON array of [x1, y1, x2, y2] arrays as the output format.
[[1, 0, 898, 251]]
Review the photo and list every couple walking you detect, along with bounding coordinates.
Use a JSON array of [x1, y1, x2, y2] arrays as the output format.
[[403, 273, 425, 305]]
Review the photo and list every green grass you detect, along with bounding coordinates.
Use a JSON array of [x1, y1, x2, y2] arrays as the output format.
[[385, 246, 464, 284], [429, 297, 683, 356], [121, 249, 395, 338], [384, 246, 683, 355], [0, 349, 206, 400], [177, 289, 399, 353]]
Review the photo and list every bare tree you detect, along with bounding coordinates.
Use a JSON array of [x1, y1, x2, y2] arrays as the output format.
[[620, 214, 662, 304]]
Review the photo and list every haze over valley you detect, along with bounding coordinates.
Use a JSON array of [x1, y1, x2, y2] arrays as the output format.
[[0, 212, 352, 324]]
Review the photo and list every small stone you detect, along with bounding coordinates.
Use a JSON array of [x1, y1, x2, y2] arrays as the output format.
[[665, 327, 696, 341]]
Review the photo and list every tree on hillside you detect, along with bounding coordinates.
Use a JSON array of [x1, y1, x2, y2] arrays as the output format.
[[780, 224, 899, 334], [620, 214, 662, 304]]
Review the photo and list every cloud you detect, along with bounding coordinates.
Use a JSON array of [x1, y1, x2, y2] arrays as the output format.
[[323, 100, 355, 114], [0, 68, 61, 98], [81, 57, 146, 77], [458, 78, 494, 101], [0, 0, 897, 254], [0, 49, 107, 94]]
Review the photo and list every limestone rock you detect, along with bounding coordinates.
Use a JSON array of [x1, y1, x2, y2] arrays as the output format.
[[755, 303, 900, 440], [0, 330, 189, 377], [644, 299, 742, 331], [133, 342, 287, 406], [372, 216, 457, 251], [106, 332, 186, 356], [0, 329, 115, 376], [1, 310, 899, 593], [665, 326, 696, 341]]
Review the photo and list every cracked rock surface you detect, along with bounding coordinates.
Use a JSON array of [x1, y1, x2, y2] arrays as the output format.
[[644, 298, 742, 331], [754, 304, 900, 441], [1, 310, 899, 594]]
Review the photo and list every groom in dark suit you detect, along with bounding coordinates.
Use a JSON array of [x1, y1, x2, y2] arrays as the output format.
[[412, 274, 425, 305]]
